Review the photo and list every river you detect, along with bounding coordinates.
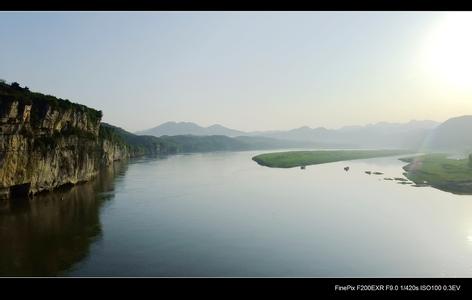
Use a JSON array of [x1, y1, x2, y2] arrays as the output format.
[[1, 150, 472, 276]]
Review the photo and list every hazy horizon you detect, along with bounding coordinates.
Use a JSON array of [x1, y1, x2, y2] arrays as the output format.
[[136, 118, 444, 133], [1, 11, 472, 132]]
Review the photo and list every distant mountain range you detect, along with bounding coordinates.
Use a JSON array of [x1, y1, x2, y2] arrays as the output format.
[[104, 122, 321, 153], [136, 120, 442, 149], [247, 120, 440, 148], [136, 121, 245, 137]]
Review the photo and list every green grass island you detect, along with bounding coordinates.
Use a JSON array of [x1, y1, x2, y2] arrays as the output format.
[[252, 149, 412, 168]]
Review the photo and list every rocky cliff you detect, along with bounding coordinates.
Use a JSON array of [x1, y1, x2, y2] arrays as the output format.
[[0, 82, 130, 199]]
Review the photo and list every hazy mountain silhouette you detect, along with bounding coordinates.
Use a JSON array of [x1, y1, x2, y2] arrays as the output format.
[[137, 120, 440, 149], [425, 115, 472, 153], [256, 120, 439, 149], [136, 121, 245, 137]]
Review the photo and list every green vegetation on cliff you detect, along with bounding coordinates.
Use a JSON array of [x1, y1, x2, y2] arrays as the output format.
[[101, 126, 323, 156], [252, 149, 412, 168], [400, 154, 472, 194], [159, 135, 248, 152], [0, 81, 102, 126], [99, 127, 258, 156], [99, 123, 179, 155]]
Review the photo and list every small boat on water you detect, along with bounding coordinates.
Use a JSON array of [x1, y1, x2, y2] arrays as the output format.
[[344, 166, 349, 171], [300, 165, 306, 170], [365, 171, 372, 175]]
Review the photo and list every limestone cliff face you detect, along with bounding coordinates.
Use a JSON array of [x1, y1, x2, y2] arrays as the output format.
[[0, 99, 100, 136], [100, 138, 130, 166], [0, 97, 129, 199]]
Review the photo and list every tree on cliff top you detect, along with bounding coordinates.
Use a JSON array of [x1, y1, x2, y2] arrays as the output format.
[[11, 82, 21, 90], [10, 82, 29, 92]]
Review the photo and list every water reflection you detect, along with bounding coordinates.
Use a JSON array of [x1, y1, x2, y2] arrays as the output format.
[[3, 151, 472, 277], [0, 161, 128, 276]]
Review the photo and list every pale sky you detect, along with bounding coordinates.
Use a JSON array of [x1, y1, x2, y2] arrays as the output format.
[[1, 11, 472, 132]]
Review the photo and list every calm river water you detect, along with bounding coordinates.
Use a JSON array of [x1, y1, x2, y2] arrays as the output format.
[[2, 150, 472, 277]]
